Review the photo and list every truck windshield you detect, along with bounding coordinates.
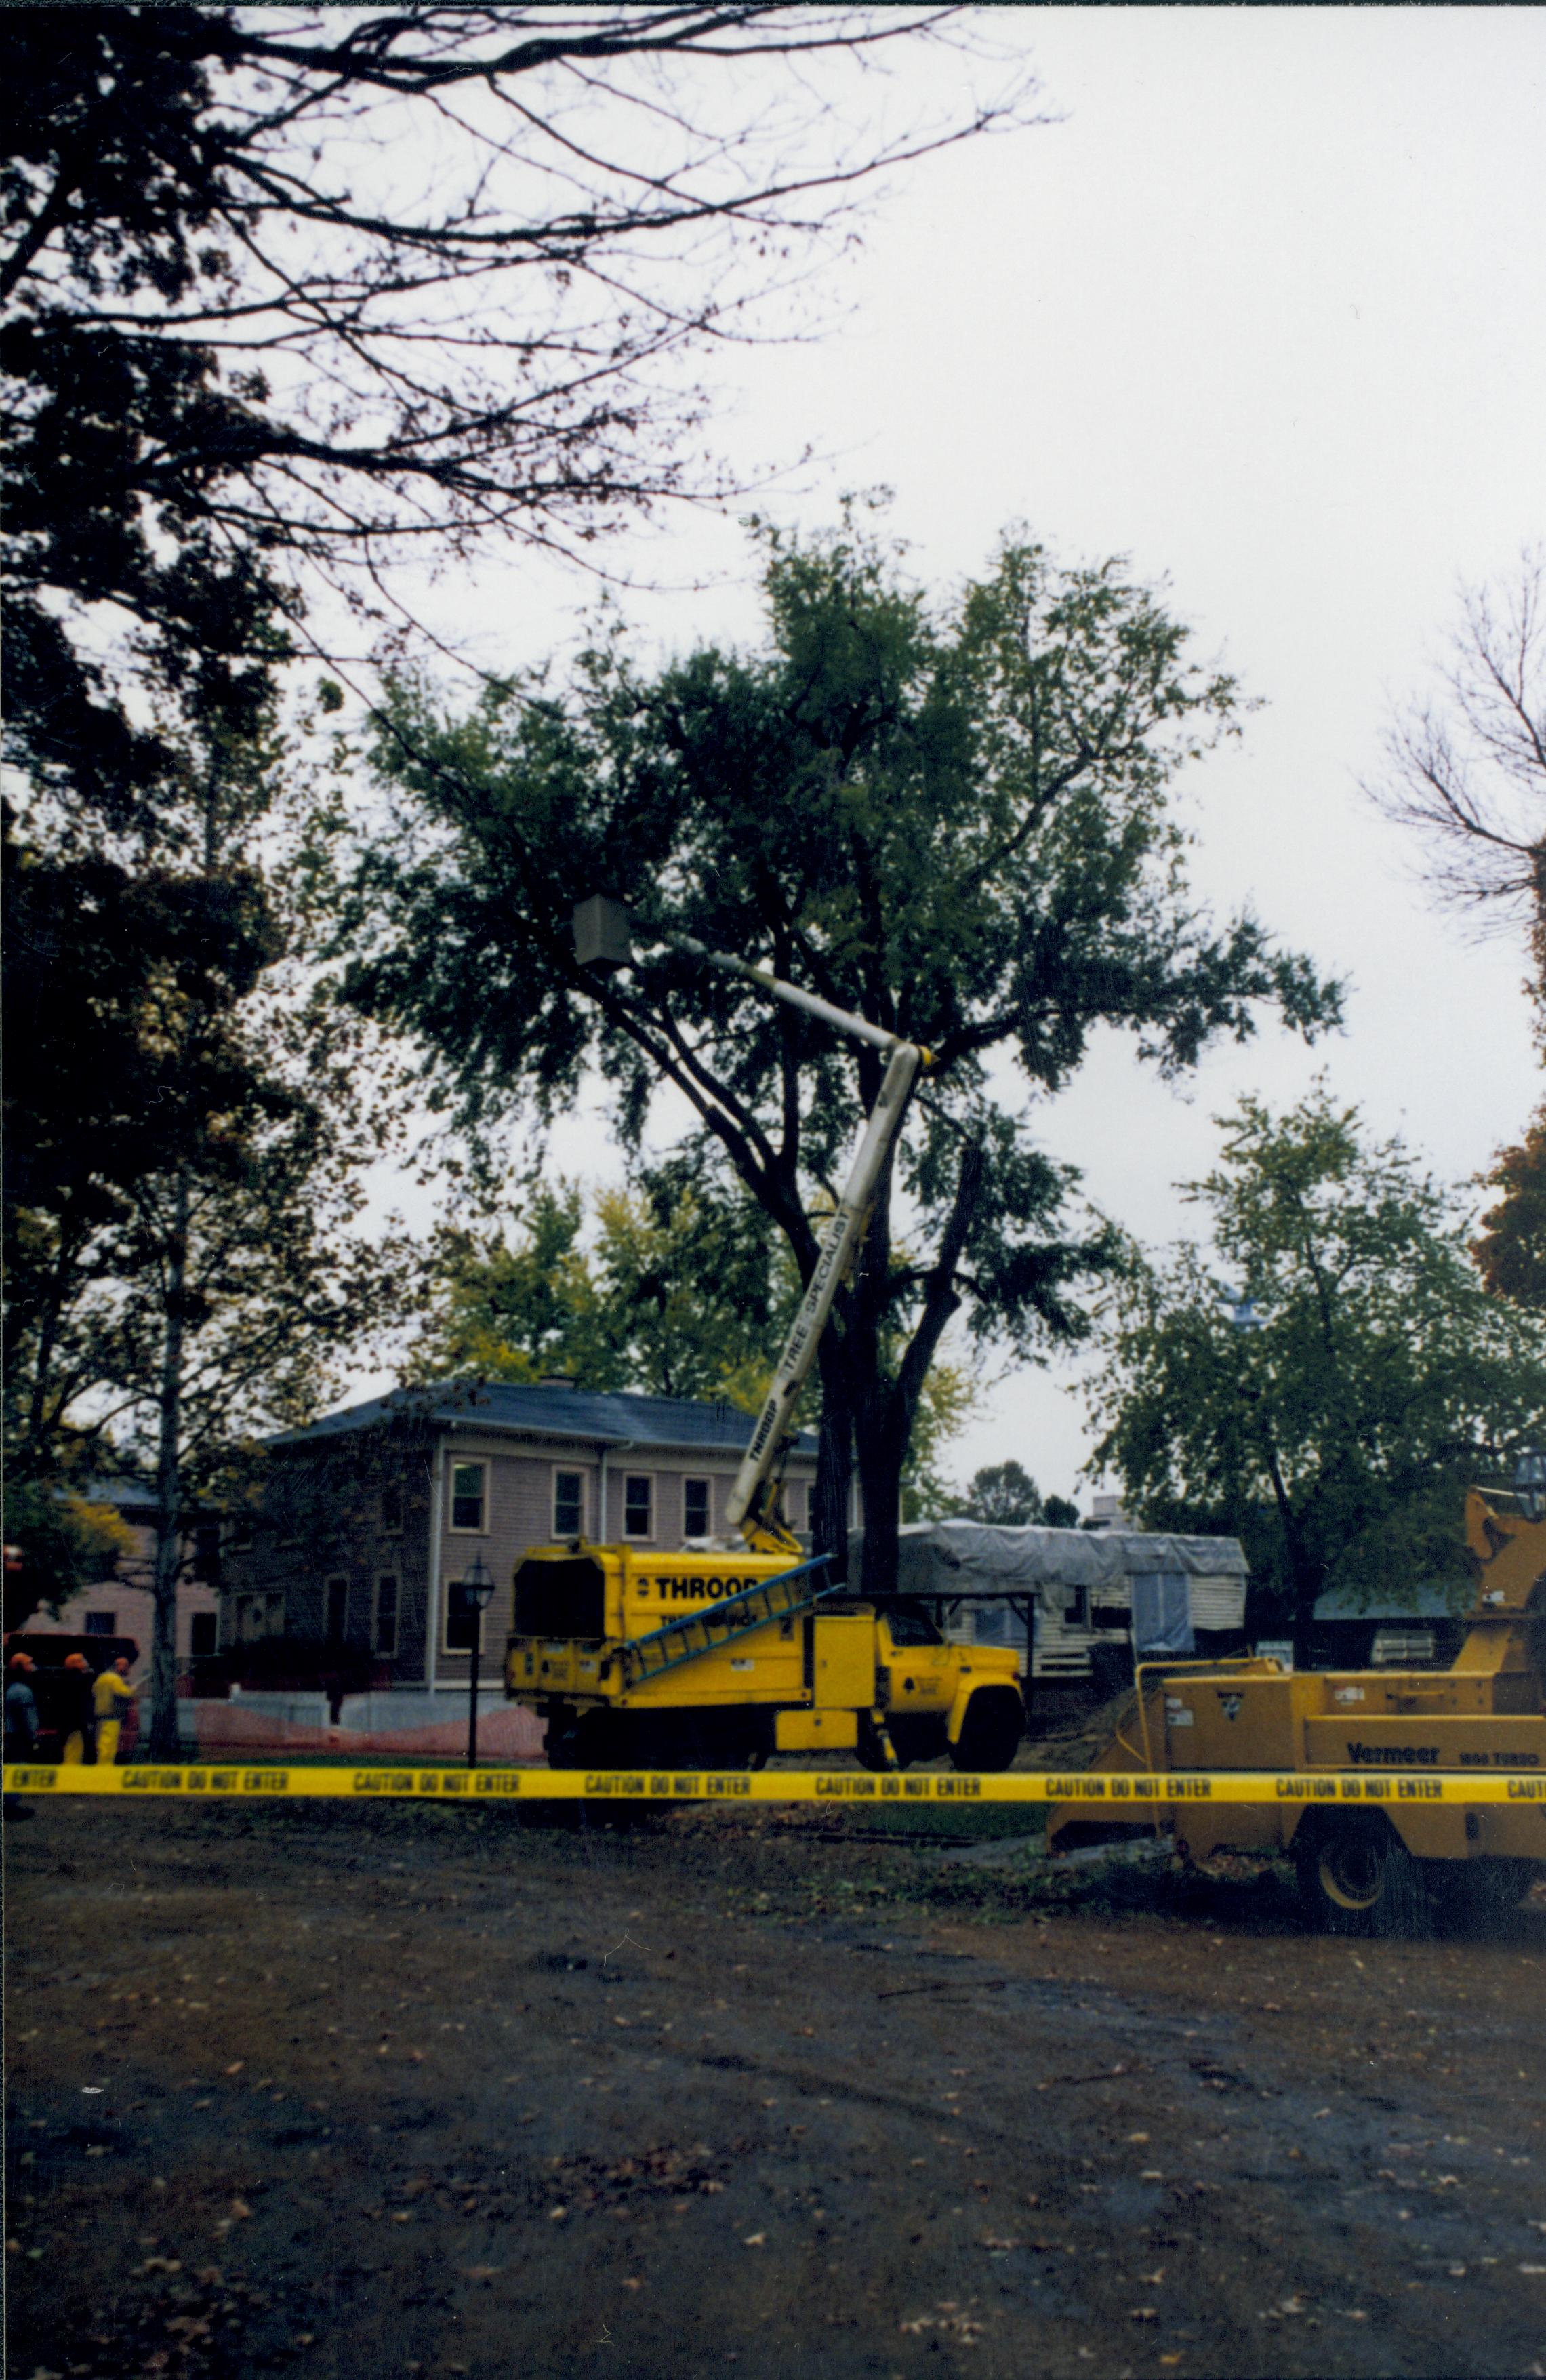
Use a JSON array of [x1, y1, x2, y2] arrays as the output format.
[[882, 1602, 943, 1648], [513, 1556, 606, 1641]]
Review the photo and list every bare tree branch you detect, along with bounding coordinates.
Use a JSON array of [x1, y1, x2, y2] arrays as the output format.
[[1364, 549, 1546, 984]]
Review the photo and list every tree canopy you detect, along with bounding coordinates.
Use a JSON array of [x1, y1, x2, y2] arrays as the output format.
[[1089, 1086, 1546, 1638], [956, 1458, 1078, 1529], [3, 4, 1035, 844], [329, 510, 1339, 1590], [412, 1172, 784, 1407], [2, 684, 409, 1745], [2, 12, 1038, 1651], [411, 1169, 973, 1518]]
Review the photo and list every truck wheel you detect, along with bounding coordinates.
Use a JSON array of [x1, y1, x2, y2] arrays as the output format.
[[949, 1687, 1023, 1774], [1296, 1819, 1433, 1939], [552, 1711, 630, 1768]]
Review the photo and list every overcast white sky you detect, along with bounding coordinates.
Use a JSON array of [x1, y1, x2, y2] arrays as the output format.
[[354, 7, 1546, 1504]]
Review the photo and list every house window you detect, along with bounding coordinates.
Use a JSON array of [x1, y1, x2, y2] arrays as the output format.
[[325, 1575, 349, 1642], [236, 1592, 285, 1642], [1063, 1588, 1089, 1630], [784, 1480, 807, 1531], [189, 1612, 218, 1659], [683, 1478, 710, 1539], [191, 1520, 221, 1582], [230, 1514, 255, 1552], [380, 1484, 403, 1535], [553, 1470, 584, 1538], [84, 1610, 116, 1637], [445, 1573, 487, 1653], [449, 1460, 486, 1533], [375, 1575, 399, 1658], [622, 1474, 653, 1539]]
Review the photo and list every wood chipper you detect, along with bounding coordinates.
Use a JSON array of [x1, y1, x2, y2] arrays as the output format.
[[1047, 1461, 1546, 1931], [504, 902, 1023, 1773]]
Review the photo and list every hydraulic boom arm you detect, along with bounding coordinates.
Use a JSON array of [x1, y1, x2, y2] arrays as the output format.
[[572, 897, 927, 1555], [723, 1036, 920, 1548]]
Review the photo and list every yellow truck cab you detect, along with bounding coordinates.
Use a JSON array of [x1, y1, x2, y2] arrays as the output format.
[[505, 1539, 1024, 1771]]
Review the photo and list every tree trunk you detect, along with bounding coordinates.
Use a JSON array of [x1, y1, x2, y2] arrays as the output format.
[[854, 1135, 984, 1605], [856, 1408, 906, 1602], [811, 1331, 854, 1584], [148, 1175, 189, 1760], [1259, 1436, 1322, 1657]]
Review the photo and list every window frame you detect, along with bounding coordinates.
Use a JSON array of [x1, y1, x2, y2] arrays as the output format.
[[443, 1569, 490, 1655], [447, 1456, 488, 1536], [325, 1573, 349, 1643], [552, 1466, 586, 1539], [375, 1573, 399, 1659], [682, 1475, 712, 1539], [236, 1592, 285, 1642], [621, 1471, 655, 1542], [83, 1609, 117, 1638]]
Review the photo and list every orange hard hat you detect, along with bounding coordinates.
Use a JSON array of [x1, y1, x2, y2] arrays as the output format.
[[8, 1651, 35, 1672], [63, 1651, 89, 1670]]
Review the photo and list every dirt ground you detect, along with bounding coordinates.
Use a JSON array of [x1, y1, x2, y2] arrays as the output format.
[[6, 1792, 1546, 2380]]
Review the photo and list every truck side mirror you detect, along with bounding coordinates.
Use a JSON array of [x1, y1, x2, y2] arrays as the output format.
[[573, 894, 633, 971]]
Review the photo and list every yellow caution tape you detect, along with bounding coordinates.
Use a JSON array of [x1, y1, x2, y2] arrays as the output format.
[[5, 1762, 1546, 1806]]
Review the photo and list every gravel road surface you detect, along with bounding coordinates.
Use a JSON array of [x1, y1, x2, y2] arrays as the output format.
[[6, 1794, 1545, 2379]]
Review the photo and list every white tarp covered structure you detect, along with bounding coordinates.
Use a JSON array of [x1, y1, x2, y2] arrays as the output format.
[[870, 1520, 1248, 1613], [849, 1520, 1250, 1678]]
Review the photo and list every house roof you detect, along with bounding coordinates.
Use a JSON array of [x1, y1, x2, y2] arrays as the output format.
[[73, 1476, 213, 1519], [274, 1379, 817, 1459]]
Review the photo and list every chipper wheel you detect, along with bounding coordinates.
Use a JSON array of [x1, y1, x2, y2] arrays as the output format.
[[1295, 1815, 1433, 1939], [948, 1686, 1024, 1775]]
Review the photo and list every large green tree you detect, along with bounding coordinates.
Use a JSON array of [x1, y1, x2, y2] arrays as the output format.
[[1, 5, 1038, 1634], [4, 688, 409, 1752], [330, 512, 1339, 1594], [1089, 1087, 1546, 1641], [956, 1460, 1079, 1529], [98, 989, 411, 1753]]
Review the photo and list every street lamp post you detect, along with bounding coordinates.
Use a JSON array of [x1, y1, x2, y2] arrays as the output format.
[[461, 1556, 496, 1768]]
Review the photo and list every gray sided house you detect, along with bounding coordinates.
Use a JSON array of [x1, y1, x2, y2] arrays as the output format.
[[220, 1381, 821, 1697]]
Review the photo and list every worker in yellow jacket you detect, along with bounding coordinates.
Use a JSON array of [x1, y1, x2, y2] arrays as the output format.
[[93, 1657, 135, 1764]]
